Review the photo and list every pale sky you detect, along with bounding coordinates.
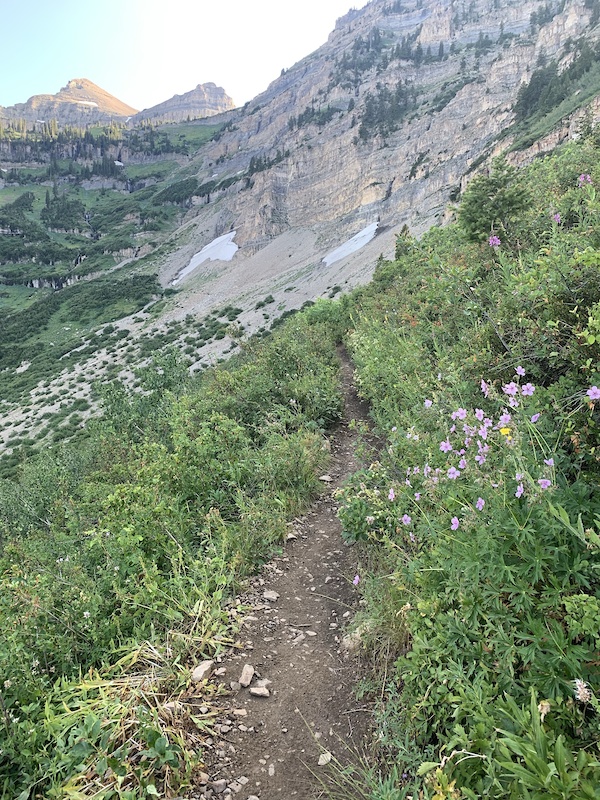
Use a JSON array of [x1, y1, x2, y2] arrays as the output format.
[[0, 0, 369, 111]]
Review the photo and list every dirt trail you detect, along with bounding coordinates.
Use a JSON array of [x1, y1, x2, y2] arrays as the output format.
[[191, 353, 374, 800]]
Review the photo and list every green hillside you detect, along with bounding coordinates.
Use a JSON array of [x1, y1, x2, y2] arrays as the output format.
[[1, 128, 600, 797]]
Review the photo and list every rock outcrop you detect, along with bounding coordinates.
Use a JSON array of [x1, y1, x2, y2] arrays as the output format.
[[133, 83, 235, 124]]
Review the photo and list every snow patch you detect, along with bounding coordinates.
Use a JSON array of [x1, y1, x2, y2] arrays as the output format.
[[322, 222, 378, 267], [172, 231, 238, 285], [77, 101, 99, 107]]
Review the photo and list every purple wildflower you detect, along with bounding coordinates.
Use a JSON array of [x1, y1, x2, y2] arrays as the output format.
[[451, 516, 460, 530], [479, 426, 488, 440], [544, 458, 555, 467], [516, 366, 526, 376], [587, 386, 600, 400], [522, 383, 535, 396], [499, 412, 512, 425], [475, 408, 485, 421], [409, 532, 416, 543], [502, 381, 519, 396], [424, 398, 433, 408], [475, 453, 486, 466], [440, 440, 453, 453], [553, 212, 561, 224], [531, 413, 541, 423], [388, 488, 395, 501], [516, 473, 524, 481], [402, 514, 412, 525], [538, 479, 552, 490], [515, 483, 524, 498], [447, 466, 461, 480], [415, 492, 421, 501], [451, 408, 467, 421], [481, 379, 490, 398], [579, 173, 593, 186], [353, 574, 360, 586], [489, 235, 501, 247], [509, 397, 520, 409], [459, 458, 467, 470], [476, 497, 485, 511]]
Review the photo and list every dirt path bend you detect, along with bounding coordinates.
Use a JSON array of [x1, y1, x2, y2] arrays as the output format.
[[192, 354, 374, 800]]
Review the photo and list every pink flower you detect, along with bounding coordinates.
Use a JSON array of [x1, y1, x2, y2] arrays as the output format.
[[531, 413, 541, 423], [499, 412, 512, 425], [402, 514, 412, 525], [440, 440, 452, 453], [553, 212, 561, 224], [481, 380, 490, 398], [451, 408, 467, 421], [516, 366, 526, 376], [451, 516, 460, 530], [515, 483, 524, 498], [475, 453, 486, 466], [538, 479, 552, 490], [353, 574, 360, 586], [489, 235, 501, 247], [509, 397, 520, 409], [578, 173, 592, 186], [424, 398, 433, 408], [447, 466, 461, 480], [502, 381, 519, 396], [414, 492, 421, 501], [544, 458, 555, 466], [587, 386, 600, 400], [476, 497, 485, 511], [459, 458, 467, 470], [475, 408, 484, 421], [522, 383, 535, 396], [388, 488, 395, 501]]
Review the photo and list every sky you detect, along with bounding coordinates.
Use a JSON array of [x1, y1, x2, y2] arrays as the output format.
[[0, 0, 369, 111]]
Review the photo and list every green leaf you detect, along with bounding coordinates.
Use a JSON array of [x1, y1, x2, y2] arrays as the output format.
[[416, 761, 439, 776]]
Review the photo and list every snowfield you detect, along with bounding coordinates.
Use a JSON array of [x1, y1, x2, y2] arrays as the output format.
[[172, 231, 238, 284], [322, 222, 378, 267]]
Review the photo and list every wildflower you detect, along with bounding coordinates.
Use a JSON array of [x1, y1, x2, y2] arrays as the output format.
[[578, 173, 593, 186], [459, 458, 467, 469], [475, 453, 486, 466], [515, 483, 524, 498], [502, 381, 519, 396], [476, 497, 485, 511], [353, 575, 360, 586], [552, 213, 561, 224], [516, 473, 524, 481], [402, 514, 412, 525], [391, 426, 397, 432], [531, 413, 541, 423], [475, 408, 484, 421], [423, 464, 432, 477], [587, 386, 600, 400], [488, 235, 501, 247], [451, 408, 467, 421], [414, 492, 421, 501], [451, 516, 460, 530], [479, 425, 488, 440], [388, 488, 395, 501], [516, 365, 526, 376], [538, 478, 552, 490], [481, 379, 490, 397], [538, 700, 551, 722], [447, 466, 461, 479], [424, 398, 433, 408], [574, 679, 592, 703], [366, 516, 375, 525], [440, 439, 453, 453], [499, 427, 511, 436], [522, 383, 535, 396], [499, 412, 512, 425], [409, 532, 416, 543], [83, 611, 91, 619], [3, 680, 11, 689], [544, 458, 555, 467]]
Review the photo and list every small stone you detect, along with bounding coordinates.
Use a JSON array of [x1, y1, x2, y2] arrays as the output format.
[[256, 678, 272, 688], [198, 772, 210, 784], [238, 777, 249, 785], [211, 779, 228, 793], [318, 751, 333, 766], [306, 630, 317, 637], [199, 705, 209, 714], [229, 781, 242, 793], [268, 764, 275, 776], [319, 474, 333, 482], [233, 708, 248, 717], [192, 660, 215, 683], [214, 667, 227, 676], [239, 664, 255, 687], [286, 532, 297, 540], [230, 681, 241, 692], [263, 590, 279, 602], [248, 796, 260, 800], [250, 687, 270, 697]]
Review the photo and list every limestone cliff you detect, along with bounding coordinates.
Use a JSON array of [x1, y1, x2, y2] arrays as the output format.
[[173, 0, 598, 251], [132, 83, 235, 124]]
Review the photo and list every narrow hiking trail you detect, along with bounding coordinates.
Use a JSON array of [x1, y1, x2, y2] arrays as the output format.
[[190, 354, 375, 800]]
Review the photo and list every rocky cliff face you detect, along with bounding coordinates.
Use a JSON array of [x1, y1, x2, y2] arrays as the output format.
[[171, 0, 597, 253], [0, 79, 138, 125], [133, 83, 235, 124]]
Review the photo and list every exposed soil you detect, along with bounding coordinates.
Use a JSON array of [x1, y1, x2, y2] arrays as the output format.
[[190, 352, 375, 800]]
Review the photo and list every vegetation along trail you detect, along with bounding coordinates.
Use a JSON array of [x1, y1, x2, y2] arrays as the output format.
[[192, 353, 374, 800]]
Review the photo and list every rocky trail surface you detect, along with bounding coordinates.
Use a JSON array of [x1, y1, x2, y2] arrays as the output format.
[[189, 354, 375, 800]]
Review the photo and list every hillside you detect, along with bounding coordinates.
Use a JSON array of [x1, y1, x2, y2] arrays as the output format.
[[133, 83, 236, 124]]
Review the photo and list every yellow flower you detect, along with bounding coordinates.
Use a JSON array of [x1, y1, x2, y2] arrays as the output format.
[[499, 427, 511, 436]]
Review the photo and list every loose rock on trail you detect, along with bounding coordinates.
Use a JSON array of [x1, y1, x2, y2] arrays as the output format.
[[189, 354, 375, 799]]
